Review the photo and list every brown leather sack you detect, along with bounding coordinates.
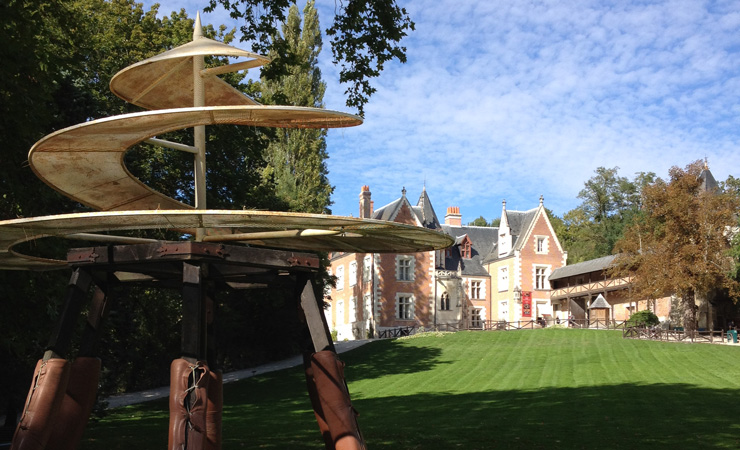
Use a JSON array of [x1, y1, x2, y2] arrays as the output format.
[[304, 360, 331, 442], [307, 351, 365, 450], [46, 357, 101, 450], [168, 359, 209, 450], [205, 370, 222, 450], [12, 358, 71, 450]]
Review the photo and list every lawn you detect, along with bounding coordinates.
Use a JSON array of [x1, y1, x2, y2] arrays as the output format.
[[81, 329, 740, 449]]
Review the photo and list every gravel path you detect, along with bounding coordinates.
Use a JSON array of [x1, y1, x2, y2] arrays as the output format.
[[104, 340, 371, 409]]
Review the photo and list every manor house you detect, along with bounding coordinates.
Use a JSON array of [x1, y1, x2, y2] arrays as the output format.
[[326, 186, 567, 340]]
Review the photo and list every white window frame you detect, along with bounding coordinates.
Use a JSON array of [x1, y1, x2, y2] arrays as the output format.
[[396, 293, 415, 320], [535, 235, 548, 254], [349, 296, 357, 323], [534, 265, 550, 290], [363, 294, 372, 321], [336, 300, 344, 324], [470, 308, 483, 329], [336, 265, 344, 290], [499, 300, 508, 320], [363, 256, 372, 282], [396, 255, 415, 281], [349, 261, 358, 286], [470, 280, 483, 300], [498, 266, 508, 292]]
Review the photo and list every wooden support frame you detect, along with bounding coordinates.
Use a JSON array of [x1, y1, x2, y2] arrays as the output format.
[[13, 241, 362, 450]]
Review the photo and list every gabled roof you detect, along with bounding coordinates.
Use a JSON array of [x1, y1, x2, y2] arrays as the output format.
[[479, 206, 541, 264], [372, 188, 440, 230], [372, 197, 407, 222], [510, 207, 540, 251], [549, 255, 616, 281], [441, 225, 497, 277]]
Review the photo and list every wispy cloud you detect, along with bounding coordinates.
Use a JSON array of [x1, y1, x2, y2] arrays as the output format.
[[145, 0, 740, 222]]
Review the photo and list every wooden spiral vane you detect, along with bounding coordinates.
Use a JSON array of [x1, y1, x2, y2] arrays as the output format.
[[0, 15, 453, 270]]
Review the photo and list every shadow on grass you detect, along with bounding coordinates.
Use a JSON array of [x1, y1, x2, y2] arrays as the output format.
[[354, 384, 740, 450], [339, 339, 446, 381], [82, 380, 740, 449]]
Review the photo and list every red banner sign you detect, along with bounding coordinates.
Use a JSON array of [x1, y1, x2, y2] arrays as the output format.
[[522, 291, 532, 317]]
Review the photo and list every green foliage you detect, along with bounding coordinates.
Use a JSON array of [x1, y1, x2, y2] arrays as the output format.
[[207, 0, 415, 115], [260, 1, 333, 213], [559, 167, 655, 263], [468, 215, 492, 227], [626, 310, 660, 327]]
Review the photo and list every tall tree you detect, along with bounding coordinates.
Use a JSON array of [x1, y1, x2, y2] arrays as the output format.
[[260, 1, 333, 213], [609, 160, 740, 334], [207, 0, 415, 115], [560, 167, 655, 263]]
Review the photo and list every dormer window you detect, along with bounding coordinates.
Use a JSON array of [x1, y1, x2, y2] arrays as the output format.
[[459, 236, 472, 259]]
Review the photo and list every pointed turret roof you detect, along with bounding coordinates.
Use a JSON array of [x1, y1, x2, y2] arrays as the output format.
[[416, 186, 441, 229], [698, 159, 718, 192]]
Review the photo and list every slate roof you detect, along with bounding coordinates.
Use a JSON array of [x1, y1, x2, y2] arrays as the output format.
[[477, 207, 541, 264], [699, 167, 718, 192], [414, 187, 441, 229], [510, 208, 540, 251], [371, 188, 440, 230], [372, 197, 405, 222], [440, 225, 497, 277], [548, 254, 616, 281], [372, 188, 544, 278]]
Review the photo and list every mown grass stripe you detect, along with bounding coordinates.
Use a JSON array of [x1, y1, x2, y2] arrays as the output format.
[[82, 329, 740, 450]]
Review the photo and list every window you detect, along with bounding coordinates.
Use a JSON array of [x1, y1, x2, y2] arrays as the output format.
[[499, 301, 508, 320], [397, 256, 414, 281], [349, 262, 357, 286], [336, 265, 344, 290], [535, 267, 549, 290], [396, 295, 414, 320], [460, 240, 472, 259], [363, 256, 372, 282], [471, 308, 483, 329], [470, 280, 482, 299], [363, 294, 372, 321], [498, 267, 508, 292], [440, 292, 450, 310], [349, 297, 357, 323], [336, 300, 344, 324], [324, 268, 332, 297], [535, 236, 547, 254]]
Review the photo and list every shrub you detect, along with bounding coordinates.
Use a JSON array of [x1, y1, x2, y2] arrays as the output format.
[[627, 310, 660, 327]]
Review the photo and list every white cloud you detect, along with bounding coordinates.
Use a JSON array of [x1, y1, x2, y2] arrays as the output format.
[[139, 0, 740, 223]]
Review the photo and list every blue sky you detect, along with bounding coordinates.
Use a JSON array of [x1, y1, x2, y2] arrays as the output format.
[[144, 0, 740, 223]]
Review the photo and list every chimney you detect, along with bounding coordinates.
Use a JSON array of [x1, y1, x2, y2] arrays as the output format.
[[359, 185, 372, 218], [445, 206, 461, 226]]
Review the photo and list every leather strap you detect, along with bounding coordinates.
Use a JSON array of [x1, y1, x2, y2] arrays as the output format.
[[12, 359, 71, 450], [168, 358, 209, 450]]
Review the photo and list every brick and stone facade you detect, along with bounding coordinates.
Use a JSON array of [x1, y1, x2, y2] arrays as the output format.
[[327, 187, 566, 339]]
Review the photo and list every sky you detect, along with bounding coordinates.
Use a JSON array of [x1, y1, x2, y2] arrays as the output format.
[[144, 0, 740, 223]]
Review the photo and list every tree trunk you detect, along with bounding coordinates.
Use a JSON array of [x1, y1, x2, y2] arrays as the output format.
[[682, 291, 697, 337]]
